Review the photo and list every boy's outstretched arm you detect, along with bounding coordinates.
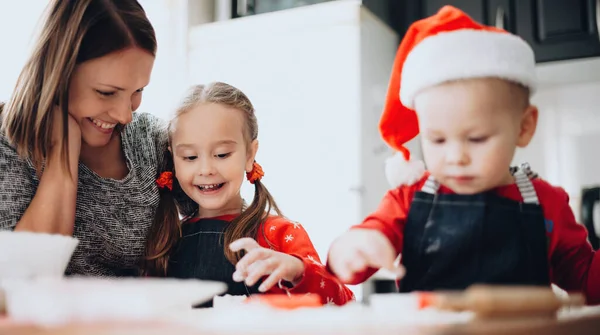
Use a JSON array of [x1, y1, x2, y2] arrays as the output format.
[[327, 182, 421, 284]]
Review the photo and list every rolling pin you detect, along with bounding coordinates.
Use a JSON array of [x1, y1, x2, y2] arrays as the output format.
[[419, 285, 585, 319]]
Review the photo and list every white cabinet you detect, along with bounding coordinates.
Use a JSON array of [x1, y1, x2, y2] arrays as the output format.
[[187, 0, 399, 297]]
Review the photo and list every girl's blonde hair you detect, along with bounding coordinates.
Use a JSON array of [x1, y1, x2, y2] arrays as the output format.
[[144, 82, 281, 276], [0, 0, 156, 174]]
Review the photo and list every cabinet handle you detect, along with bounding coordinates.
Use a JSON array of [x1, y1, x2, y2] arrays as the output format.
[[495, 6, 505, 30], [596, 0, 600, 42], [237, 0, 248, 17]]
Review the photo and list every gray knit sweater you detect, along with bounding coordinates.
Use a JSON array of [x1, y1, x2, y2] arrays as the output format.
[[0, 112, 168, 276]]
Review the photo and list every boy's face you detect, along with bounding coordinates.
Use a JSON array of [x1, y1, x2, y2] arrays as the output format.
[[414, 78, 538, 194]]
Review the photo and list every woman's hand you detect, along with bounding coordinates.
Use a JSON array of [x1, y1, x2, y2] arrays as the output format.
[[49, 106, 81, 179], [13, 107, 81, 234], [230, 238, 305, 292]]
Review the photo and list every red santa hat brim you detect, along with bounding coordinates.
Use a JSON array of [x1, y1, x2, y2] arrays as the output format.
[[401, 29, 536, 109]]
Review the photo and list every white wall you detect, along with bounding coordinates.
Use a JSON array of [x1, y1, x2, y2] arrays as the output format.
[[0, 2, 48, 102], [139, 0, 190, 120], [358, 8, 401, 219]]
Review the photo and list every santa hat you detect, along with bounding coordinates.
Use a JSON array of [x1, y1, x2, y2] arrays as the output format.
[[381, 5, 536, 188]]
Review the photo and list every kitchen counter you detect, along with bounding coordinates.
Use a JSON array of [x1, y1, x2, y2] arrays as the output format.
[[2, 316, 600, 335], [2, 304, 600, 335]]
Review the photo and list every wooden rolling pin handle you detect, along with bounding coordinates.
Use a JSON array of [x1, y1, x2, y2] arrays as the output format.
[[419, 285, 586, 317], [466, 285, 563, 316]]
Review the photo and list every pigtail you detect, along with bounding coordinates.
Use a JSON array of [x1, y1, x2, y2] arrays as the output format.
[[223, 179, 281, 264], [142, 150, 181, 276]]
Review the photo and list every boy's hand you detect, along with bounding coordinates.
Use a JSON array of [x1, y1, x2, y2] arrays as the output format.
[[230, 238, 305, 292], [328, 229, 404, 283]]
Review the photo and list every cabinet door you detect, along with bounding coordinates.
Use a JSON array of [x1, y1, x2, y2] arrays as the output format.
[[423, 0, 487, 25], [516, 0, 600, 63], [422, 0, 514, 31]]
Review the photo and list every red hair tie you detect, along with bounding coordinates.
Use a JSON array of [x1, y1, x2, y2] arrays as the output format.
[[156, 171, 174, 191], [246, 162, 264, 184]]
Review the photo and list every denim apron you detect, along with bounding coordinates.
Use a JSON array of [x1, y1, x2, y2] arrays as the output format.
[[167, 218, 261, 307], [400, 165, 550, 292]]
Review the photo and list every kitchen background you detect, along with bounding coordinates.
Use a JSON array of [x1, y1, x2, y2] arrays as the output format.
[[1, 0, 599, 299]]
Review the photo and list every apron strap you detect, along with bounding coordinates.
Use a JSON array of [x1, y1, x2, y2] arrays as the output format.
[[514, 164, 539, 205], [420, 164, 539, 204], [421, 175, 440, 194]]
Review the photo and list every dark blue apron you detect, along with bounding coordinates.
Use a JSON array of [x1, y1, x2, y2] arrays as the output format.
[[400, 166, 550, 292], [167, 218, 261, 307]]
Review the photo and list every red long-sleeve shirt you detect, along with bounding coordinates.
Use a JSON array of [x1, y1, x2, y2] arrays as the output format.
[[252, 216, 355, 305], [343, 173, 600, 305]]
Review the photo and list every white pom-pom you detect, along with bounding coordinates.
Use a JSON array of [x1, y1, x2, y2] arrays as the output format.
[[385, 152, 426, 188]]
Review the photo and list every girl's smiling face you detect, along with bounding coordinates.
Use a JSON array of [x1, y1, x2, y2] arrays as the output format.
[[170, 102, 258, 218]]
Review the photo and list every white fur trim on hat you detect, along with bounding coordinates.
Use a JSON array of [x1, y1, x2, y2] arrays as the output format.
[[400, 29, 536, 109], [385, 152, 425, 188]]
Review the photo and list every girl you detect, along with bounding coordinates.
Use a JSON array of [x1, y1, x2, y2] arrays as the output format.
[[143, 82, 355, 307], [0, 0, 163, 276]]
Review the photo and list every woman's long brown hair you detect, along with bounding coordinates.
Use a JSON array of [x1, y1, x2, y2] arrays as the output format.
[[0, 0, 156, 175], [143, 82, 282, 276]]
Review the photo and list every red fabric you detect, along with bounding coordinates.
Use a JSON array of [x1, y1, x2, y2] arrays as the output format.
[[379, 6, 506, 159], [256, 216, 355, 306], [195, 214, 356, 306], [340, 173, 600, 305]]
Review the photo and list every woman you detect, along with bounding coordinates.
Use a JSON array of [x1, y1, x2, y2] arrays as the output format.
[[0, 0, 167, 276]]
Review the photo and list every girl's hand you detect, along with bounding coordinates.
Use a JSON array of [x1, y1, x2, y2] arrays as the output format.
[[230, 238, 305, 292]]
